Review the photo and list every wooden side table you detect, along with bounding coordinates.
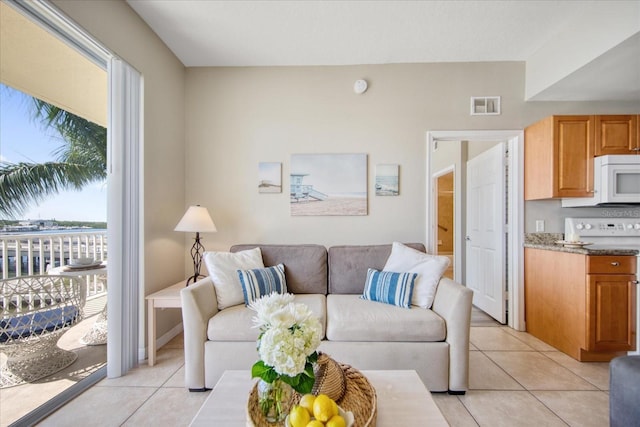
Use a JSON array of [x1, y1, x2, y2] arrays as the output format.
[[146, 279, 186, 366]]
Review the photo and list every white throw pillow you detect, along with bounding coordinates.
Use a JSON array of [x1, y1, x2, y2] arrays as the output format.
[[203, 247, 265, 310], [383, 242, 450, 309]]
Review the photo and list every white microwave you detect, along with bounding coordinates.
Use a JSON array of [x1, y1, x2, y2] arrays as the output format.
[[562, 155, 640, 207]]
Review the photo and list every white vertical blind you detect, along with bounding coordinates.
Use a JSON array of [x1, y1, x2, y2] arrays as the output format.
[[107, 58, 143, 377]]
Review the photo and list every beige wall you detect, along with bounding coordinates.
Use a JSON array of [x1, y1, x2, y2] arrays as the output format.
[[52, 0, 187, 340], [186, 63, 640, 251]]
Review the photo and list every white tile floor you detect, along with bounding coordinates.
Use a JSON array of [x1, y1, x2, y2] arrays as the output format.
[[38, 309, 612, 426]]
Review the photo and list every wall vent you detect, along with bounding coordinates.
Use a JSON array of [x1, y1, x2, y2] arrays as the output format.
[[470, 96, 501, 115]]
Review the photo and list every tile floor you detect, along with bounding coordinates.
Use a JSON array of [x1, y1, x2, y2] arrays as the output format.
[[38, 308, 612, 426]]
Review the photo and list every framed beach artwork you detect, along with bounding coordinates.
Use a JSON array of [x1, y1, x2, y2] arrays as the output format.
[[375, 164, 399, 196], [290, 153, 368, 216], [258, 162, 282, 193]]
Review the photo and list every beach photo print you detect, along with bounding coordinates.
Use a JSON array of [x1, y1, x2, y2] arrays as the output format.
[[375, 164, 399, 196], [258, 162, 282, 193], [290, 153, 367, 216]]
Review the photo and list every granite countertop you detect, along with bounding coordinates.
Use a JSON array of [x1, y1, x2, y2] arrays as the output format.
[[524, 233, 639, 256]]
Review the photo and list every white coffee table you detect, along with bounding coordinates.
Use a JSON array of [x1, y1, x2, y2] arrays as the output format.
[[190, 370, 449, 426]]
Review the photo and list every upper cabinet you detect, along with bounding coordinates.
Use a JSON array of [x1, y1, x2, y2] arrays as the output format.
[[525, 115, 594, 200], [525, 114, 640, 201], [595, 115, 639, 155]]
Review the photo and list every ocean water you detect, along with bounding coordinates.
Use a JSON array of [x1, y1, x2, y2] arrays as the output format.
[[376, 175, 399, 195], [0, 228, 106, 236]]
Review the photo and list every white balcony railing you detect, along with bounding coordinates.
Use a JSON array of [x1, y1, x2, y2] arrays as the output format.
[[0, 230, 108, 298]]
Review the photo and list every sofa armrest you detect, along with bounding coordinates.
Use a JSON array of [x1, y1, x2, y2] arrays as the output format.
[[432, 277, 473, 392], [180, 277, 218, 390]]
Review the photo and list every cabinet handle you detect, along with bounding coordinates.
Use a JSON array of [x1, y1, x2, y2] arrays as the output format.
[[611, 262, 620, 266]]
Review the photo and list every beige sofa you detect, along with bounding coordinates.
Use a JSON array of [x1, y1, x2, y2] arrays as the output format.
[[180, 243, 473, 394]]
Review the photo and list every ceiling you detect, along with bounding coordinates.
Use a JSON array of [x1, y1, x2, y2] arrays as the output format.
[[126, 0, 640, 102]]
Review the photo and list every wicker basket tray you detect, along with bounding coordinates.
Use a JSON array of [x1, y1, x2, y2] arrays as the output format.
[[247, 358, 377, 427]]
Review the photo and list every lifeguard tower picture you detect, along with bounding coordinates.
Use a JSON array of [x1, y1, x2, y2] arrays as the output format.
[[290, 153, 368, 216], [290, 173, 328, 202]]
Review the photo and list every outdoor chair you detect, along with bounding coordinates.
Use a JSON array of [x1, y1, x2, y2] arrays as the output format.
[[0, 275, 85, 388]]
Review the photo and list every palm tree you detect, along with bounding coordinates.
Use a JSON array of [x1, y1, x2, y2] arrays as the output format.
[[0, 98, 107, 218]]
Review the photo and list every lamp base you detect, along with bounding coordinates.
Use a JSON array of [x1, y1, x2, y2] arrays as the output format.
[[186, 274, 206, 287], [186, 232, 206, 287]]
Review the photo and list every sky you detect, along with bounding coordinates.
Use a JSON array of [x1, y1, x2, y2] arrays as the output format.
[[0, 84, 107, 222], [258, 162, 281, 185], [291, 153, 367, 195]]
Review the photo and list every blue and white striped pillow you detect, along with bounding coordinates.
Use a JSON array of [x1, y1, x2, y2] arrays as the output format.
[[361, 268, 417, 309], [237, 264, 287, 305]]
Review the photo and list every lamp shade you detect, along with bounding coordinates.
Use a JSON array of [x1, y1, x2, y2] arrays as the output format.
[[174, 205, 217, 233]]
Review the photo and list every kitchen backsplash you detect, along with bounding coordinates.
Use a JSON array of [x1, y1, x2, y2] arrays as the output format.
[[526, 199, 640, 233]]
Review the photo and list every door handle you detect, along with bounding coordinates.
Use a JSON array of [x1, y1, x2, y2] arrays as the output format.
[[465, 236, 471, 241]]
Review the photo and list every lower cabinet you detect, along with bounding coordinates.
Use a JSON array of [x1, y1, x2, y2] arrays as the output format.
[[525, 249, 637, 361], [587, 273, 636, 352]]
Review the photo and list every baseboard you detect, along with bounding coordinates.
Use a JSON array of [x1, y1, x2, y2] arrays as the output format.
[[138, 322, 184, 361]]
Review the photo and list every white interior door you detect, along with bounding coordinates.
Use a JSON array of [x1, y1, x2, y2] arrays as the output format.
[[465, 144, 506, 323]]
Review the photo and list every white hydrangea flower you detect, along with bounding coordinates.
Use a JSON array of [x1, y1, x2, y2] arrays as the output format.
[[249, 292, 295, 330], [249, 293, 322, 377]]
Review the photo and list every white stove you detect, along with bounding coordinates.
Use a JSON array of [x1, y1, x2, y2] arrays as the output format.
[[564, 217, 640, 355]]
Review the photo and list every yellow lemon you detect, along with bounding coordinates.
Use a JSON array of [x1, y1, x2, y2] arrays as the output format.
[[330, 400, 339, 418], [289, 405, 311, 427], [326, 414, 347, 427], [299, 394, 316, 417], [313, 394, 338, 422], [305, 421, 324, 427]]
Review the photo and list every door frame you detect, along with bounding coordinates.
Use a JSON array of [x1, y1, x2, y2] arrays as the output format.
[[426, 130, 525, 331]]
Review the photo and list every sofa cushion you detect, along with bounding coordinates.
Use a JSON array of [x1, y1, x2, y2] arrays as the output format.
[[361, 268, 417, 309], [231, 244, 327, 294], [384, 242, 450, 309], [208, 294, 327, 341], [326, 295, 446, 342], [238, 264, 287, 305], [203, 247, 265, 310], [328, 243, 426, 294]]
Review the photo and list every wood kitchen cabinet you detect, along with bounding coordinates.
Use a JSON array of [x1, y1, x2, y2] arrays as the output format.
[[525, 248, 636, 362], [595, 115, 639, 155], [524, 115, 594, 200]]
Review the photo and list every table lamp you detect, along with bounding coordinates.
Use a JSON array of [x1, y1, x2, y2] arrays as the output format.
[[175, 205, 217, 285]]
